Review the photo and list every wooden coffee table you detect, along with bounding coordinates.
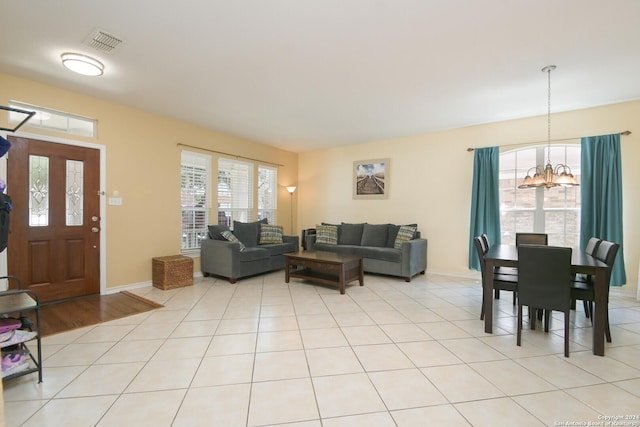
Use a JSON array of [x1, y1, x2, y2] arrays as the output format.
[[284, 251, 364, 294]]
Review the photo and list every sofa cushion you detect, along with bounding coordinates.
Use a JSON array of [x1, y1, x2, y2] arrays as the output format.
[[387, 223, 417, 247], [237, 247, 270, 262], [220, 230, 246, 251], [361, 223, 388, 247], [233, 219, 267, 247], [208, 224, 230, 240], [260, 242, 297, 256], [316, 224, 338, 245], [259, 224, 284, 244], [339, 223, 365, 245], [394, 225, 417, 249], [314, 243, 358, 255], [357, 246, 402, 263]]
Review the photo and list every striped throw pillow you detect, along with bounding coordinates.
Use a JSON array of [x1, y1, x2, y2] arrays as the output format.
[[315, 224, 338, 245], [220, 230, 246, 251], [394, 225, 416, 249], [259, 224, 284, 244]]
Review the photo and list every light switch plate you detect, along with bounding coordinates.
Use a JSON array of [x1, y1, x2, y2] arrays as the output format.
[[108, 197, 123, 206]]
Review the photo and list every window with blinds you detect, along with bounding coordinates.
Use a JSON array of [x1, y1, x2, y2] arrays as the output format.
[[181, 152, 210, 251], [499, 145, 581, 248], [217, 158, 278, 228], [258, 165, 277, 225], [218, 158, 254, 227]]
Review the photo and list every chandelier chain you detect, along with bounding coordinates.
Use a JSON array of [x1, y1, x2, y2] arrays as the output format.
[[518, 64, 578, 189], [547, 66, 552, 164]]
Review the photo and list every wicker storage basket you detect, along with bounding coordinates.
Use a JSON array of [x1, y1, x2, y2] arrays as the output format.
[[152, 255, 193, 290]]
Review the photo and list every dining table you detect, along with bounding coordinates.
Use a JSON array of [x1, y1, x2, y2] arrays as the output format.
[[483, 244, 610, 356]]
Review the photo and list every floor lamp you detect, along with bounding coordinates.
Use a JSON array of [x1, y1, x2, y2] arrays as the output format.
[[286, 186, 296, 235]]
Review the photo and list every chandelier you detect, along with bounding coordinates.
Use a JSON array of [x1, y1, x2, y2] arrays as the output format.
[[518, 65, 579, 189]]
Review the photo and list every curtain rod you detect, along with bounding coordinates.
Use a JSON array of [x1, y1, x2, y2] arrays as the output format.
[[466, 130, 631, 152], [177, 143, 284, 167]]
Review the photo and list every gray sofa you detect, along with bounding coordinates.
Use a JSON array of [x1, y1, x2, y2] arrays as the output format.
[[306, 222, 427, 282], [201, 220, 299, 283]]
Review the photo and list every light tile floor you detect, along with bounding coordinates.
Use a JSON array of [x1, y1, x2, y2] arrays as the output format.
[[4, 272, 640, 427]]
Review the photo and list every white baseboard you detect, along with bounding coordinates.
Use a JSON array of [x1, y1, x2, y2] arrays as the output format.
[[102, 272, 203, 295]]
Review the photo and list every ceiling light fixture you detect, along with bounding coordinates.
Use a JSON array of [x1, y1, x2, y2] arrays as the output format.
[[518, 65, 579, 189], [61, 53, 104, 76]]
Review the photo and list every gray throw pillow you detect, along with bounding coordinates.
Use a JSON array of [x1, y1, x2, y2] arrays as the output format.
[[339, 223, 365, 245], [208, 224, 230, 240], [233, 219, 267, 247], [361, 223, 389, 247]]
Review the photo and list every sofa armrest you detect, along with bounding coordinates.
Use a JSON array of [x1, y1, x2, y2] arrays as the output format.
[[400, 238, 428, 280], [200, 238, 242, 277], [306, 233, 317, 251], [283, 235, 300, 252]]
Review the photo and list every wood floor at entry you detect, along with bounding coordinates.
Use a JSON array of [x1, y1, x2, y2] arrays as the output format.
[[37, 292, 163, 336]]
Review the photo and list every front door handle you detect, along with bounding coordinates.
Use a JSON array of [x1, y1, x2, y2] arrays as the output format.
[[91, 227, 100, 233]]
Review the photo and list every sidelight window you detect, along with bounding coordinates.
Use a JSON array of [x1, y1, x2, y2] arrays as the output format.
[[29, 155, 49, 227], [66, 160, 84, 226]]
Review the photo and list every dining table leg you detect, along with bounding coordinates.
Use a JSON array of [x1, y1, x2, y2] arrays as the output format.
[[592, 268, 607, 356], [483, 259, 494, 334]]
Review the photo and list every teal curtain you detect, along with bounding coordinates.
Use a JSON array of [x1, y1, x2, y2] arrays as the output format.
[[468, 147, 501, 270], [581, 133, 626, 286]]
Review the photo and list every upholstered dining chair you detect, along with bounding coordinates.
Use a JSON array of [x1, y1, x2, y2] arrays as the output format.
[[572, 237, 602, 318], [517, 244, 573, 357], [473, 236, 518, 320], [584, 237, 602, 256], [515, 233, 548, 246], [481, 233, 518, 278], [571, 240, 619, 343]]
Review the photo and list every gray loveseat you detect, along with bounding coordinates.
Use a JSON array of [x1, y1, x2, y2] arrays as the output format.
[[306, 222, 427, 282], [201, 220, 299, 283]]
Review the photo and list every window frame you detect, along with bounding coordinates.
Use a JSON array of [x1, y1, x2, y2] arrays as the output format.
[[9, 101, 97, 138], [216, 157, 278, 229], [180, 151, 211, 253], [217, 157, 254, 226], [499, 144, 581, 248], [258, 165, 277, 225]]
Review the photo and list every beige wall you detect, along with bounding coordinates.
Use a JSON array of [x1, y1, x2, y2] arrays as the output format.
[[0, 73, 298, 291], [298, 101, 640, 293], [2, 72, 637, 293]]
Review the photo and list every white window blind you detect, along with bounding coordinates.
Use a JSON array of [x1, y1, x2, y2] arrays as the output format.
[[258, 165, 277, 225], [181, 152, 210, 251], [218, 158, 254, 227]]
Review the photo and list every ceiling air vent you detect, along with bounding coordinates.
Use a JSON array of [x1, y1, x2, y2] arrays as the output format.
[[83, 28, 123, 53]]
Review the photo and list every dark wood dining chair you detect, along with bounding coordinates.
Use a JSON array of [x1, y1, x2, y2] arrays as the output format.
[[517, 244, 572, 357], [473, 236, 518, 320], [571, 240, 619, 343], [515, 233, 548, 246]]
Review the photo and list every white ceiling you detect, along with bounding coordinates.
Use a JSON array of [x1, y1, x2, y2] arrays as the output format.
[[1, 0, 639, 152]]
